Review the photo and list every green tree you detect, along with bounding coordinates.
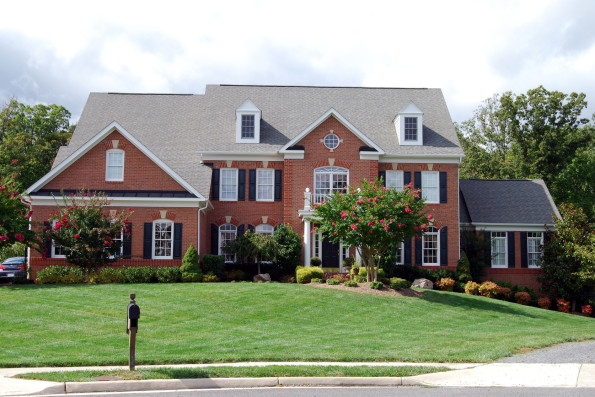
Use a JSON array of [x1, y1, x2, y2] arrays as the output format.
[[539, 203, 595, 310], [311, 179, 428, 282], [273, 224, 302, 274], [225, 230, 278, 275], [0, 177, 38, 251], [180, 244, 203, 282], [42, 191, 133, 272], [0, 99, 72, 189]]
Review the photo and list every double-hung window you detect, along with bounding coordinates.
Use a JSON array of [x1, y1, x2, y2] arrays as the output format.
[[527, 232, 543, 268], [314, 167, 348, 204], [404, 117, 418, 141], [423, 226, 439, 266], [491, 232, 507, 268], [395, 242, 405, 265], [257, 169, 274, 201], [421, 171, 439, 203], [51, 220, 67, 258], [220, 169, 238, 201], [219, 224, 237, 263], [386, 170, 404, 191], [106, 149, 124, 181], [153, 220, 173, 259], [241, 115, 255, 139]]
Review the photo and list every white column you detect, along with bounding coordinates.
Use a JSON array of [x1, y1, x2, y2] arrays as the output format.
[[303, 219, 311, 267], [304, 188, 311, 210]]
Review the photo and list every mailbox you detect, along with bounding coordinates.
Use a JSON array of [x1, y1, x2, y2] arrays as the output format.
[[127, 303, 140, 328]]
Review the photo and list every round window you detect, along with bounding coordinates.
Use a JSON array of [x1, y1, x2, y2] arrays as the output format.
[[324, 134, 340, 150]]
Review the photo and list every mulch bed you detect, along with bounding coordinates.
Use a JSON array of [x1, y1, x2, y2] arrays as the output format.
[[308, 281, 425, 297]]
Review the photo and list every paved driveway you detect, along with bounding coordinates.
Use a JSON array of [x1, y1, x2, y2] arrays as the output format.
[[498, 341, 595, 363]]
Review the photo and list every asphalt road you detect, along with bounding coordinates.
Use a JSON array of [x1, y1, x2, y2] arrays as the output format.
[[498, 341, 595, 363]]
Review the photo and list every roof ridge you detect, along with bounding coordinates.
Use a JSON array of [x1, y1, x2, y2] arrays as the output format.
[[218, 84, 430, 90]]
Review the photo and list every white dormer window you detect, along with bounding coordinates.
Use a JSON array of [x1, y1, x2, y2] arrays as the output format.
[[236, 99, 261, 143], [395, 101, 423, 145]]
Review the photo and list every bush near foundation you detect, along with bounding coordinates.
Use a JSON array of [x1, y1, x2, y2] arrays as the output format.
[[478, 281, 499, 298], [296, 266, 324, 284], [464, 281, 480, 295], [37, 266, 84, 284]]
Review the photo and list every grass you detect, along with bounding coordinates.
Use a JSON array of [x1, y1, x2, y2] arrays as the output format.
[[0, 283, 593, 367], [17, 365, 450, 382]]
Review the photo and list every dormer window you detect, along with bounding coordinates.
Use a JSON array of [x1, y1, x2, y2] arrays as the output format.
[[395, 102, 423, 145], [236, 99, 261, 143]]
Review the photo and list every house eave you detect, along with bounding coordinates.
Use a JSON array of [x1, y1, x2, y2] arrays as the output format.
[[199, 151, 283, 162]]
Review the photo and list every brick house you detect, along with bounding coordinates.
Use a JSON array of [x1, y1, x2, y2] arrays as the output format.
[[25, 85, 557, 287]]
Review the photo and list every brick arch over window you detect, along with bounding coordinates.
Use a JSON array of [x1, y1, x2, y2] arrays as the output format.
[[250, 217, 279, 227], [151, 210, 176, 221], [214, 216, 240, 227], [311, 159, 352, 169]]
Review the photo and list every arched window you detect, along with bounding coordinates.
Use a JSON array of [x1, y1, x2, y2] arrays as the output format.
[[219, 224, 237, 263], [255, 224, 274, 235], [106, 149, 125, 181], [153, 219, 173, 259], [314, 166, 348, 203]]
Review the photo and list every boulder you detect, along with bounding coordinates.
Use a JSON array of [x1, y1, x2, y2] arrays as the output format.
[[253, 273, 272, 282], [412, 278, 434, 289]]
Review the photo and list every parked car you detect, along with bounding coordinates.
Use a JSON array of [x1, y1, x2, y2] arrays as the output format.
[[0, 257, 26, 280]]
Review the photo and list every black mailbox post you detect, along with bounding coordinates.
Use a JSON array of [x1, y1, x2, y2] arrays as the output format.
[[126, 293, 140, 370]]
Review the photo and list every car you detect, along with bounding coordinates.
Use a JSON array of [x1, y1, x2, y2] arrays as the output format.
[[0, 257, 26, 280]]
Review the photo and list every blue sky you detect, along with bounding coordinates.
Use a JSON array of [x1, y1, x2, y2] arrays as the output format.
[[1, 0, 594, 123]]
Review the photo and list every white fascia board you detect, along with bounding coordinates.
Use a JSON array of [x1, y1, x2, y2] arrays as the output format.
[[26, 121, 206, 201], [471, 223, 554, 232], [282, 151, 305, 160], [280, 108, 385, 154], [29, 195, 206, 208], [360, 152, 381, 161], [380, 154, 463, 164], [199, 152, 283, 162]]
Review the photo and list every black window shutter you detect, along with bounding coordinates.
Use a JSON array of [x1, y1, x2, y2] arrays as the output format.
[[484, 231, 492, 267], [439, 172, 447, 203], [123, 222, 132, 258], [274, 169, 282, 201], [238, 169, 246, 201], [440, 227, 448, 266], [520, 232, 528, 268], [248, 224, 255, 233], [237, 224, 245, 237], [378, 171, 386, 186], [211, 169, 220, 201], [173, 223, 183, 259], [404, 238, 412, 265], [44, 221, 52, 256], [211, 224, 219, 255], [414, 171, 421, 201], [415, 237, 422, 266], [404, 172, 411, 186], [249, 169, 256, 201], [143, 223, 152, 259], [507, 232, 515, 268]]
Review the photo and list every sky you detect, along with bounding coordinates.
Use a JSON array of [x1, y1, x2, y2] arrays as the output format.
[[1, 0, 595, 124]]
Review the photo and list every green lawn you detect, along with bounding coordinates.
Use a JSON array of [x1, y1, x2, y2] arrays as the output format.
[[1, 283, 593, 367]]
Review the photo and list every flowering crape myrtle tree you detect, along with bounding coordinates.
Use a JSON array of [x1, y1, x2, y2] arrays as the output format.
[[0, 177, 37, 248], [43, 190, 133, 272], [311, 178, 429, 282]]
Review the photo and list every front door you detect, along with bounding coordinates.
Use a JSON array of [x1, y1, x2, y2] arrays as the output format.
[[321, 236, 340, 268]]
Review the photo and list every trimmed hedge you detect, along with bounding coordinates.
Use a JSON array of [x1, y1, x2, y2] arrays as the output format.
[[296, 266, 324, 284], [37, 266, 85, 284]]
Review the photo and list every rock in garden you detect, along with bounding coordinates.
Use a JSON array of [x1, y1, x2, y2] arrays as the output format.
[[253, 273, 271, 282], [412, 278, 433, 289]]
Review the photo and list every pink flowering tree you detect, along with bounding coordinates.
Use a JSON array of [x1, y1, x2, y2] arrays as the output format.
[[42, 190, 133, 272], [0, 177, 37, 250], [311, 178, 429, 282]]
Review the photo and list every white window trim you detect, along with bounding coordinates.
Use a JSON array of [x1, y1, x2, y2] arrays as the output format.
[[51, 220, 66, 258], [395, 102, 423, 146], [152, 219, 174, 260], [421, 171, 439, 204], [255, 224, 274, 235], [220, 168, 238, 201], [395, 242, 405, 265], [313, 166, 349, 204], [105, 149, 125, 181], [256, 169, 275, 202], [219, 223, 237, 263], [235, 100, 261, 144], [491, 231, 507, 268], [386, 170, 404, 191], [527, 232, 544, 269], [422, 227, 440, 266]]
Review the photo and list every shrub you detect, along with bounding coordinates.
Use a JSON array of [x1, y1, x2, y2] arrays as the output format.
[[581, 304, 593, 316], [310, 277, 323, 284], [456, 250, 471, 277], [515, 292, 531, 305], [430, 268, 457, 283], [326, 278, 340, 285], [223, 269, 246, 282], [344, 280, 358, 287], [435, 277, 455, 292], [202, 254, 224, 277], [464, 281, 480, 295], [332, 273, 349, 283], [180, 245, 203, 282], [36, 266, 84, 284], [478, 281, 499, 298], [310, 257, 322, 267], [295, 266, 324, 284], [538, 297, 551, 310], [156, 266, 182, 283], [557, 298, 571, 313], [121, 266, 156, 283], [273, 224, 302, 274], [202, 273, 220, 282], [389, 278, 411, 290], [369, 281, 384, 290], [497, 287, 512, 300], [357, 267, 386, 282], [96, 267, 125, 284]]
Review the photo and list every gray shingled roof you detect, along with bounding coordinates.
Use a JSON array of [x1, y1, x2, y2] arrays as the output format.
[[53, 85, 463, 198], [459, 179, 560, 226]]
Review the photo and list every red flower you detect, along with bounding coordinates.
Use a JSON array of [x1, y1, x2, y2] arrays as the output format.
[[74, 234, 80, 239]]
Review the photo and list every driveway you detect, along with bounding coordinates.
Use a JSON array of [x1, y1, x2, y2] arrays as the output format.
[[498, 341, 595, 363]]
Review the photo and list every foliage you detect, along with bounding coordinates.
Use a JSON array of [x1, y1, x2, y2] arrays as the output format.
[[557, 298, 571, 313], [202, 274, 220, 282], [0, 99, 73, 189], [36, 266, 85, 284], [354, 267, 386, 283], [0, 242, 26, 263], [581, 305, 593, 316], [96, 267, 125, 284], [326, 278, 340, 285], [311, 178, 428, 282], [389, 278, 411, 291], [180, 245, 202, 282], [464, 281, 480, 296], [0, 177, 37, 251], [202, 255, 224, 277], [539, 203, 595, 309], [515, 292, 531, 305], [497, 287, 512, 300], [552, 145, 595, 220], [295, 266, 324, 284], [331, 273, 349, 283], [222, 269, 246, 282], [344, 280, 358, 287], [42, 190, 132, 272], [456, 251, 472, 282], [369, 281, 383, 290], [310, 277, 323, 284], [121, 266, 156, 283], [272, 224, 302, 273], [224, 230, 278, 274], [310, 257, 322, 267], [538, 297, 551, 310], [435, 277, 455, 292], [460, 229, 488, 280], [155, 266, 182, 283], [478, 281, 499, 299]]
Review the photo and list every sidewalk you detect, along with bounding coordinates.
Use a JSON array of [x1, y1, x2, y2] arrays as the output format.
[[0, 361, 593, 395]]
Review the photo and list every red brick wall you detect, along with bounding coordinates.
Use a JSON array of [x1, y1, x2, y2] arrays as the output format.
[[44, 131, 185, 192]]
